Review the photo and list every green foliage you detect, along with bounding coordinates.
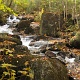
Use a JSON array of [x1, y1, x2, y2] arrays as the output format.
[[0, 61, 33, 80], [0, 0, 2, 3], [0, 0, 80, 17], [18, 61, 34, 79], [0, 48, 14, 57], [0, 63, 16, 68], [0, 3, 16, 15], [34, 8, 44, 21], [0, 63, 16, 80]]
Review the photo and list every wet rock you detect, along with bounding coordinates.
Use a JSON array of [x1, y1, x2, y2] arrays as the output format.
[[33, 35, 53, 41], [29, 41, 35, 46], [69, 76, 74, 80], [57, 51, 69, 59], [39, 45, 47, 53], [10, 15, 14, 19], [45, 50, 56, 58], [14, 45, 30, 54]]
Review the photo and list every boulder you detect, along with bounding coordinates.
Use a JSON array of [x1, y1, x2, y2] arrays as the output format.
[[31, 57, 69, 80], [0, 33, 22, 48], [14, 45, 30, 54], [41, 12, 64, 36], [39, 45, 47, 53], [16, 20, 34, 34], [45, 50, 56, 58], [69, 31, 80, 48], [16, 20, 30, 31]]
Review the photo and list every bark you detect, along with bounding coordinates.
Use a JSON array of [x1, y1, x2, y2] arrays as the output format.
[[65, 0, 67, 20], [8, 0, 13, 7], [64, 5, 66, 21], [40, 20, 43, 35]]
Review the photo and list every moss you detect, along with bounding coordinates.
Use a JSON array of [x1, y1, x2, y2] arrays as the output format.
[[31, 57, 69, 80], [0, 33, 22, 45]]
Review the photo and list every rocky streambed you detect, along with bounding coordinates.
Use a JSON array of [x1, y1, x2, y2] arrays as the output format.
[[0, 15, 80, 80]]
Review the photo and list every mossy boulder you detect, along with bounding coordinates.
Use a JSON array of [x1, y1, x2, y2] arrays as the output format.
[[31, 57, 69, 80], [0, 33, 22, 48], [16, 20, 34, 34], [69, 31, 80, 48], [41, 12, 64, 37], [14, 45, 30, 54]]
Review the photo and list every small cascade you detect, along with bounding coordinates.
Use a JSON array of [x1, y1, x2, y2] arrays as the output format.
[[0, 15, 20, 35], [20, 35, 46, 53], [20, 35, 33, 48], [0, 24, 13, 34], [7, 15, 20, 25]]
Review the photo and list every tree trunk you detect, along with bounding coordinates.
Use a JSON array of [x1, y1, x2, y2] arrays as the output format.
[[74, 0, 79, 26], [65, 0, 67, 20], [58, 10, 61, 30], [8, 0, 13, 7], [40, 20, 43, 35], [64, 5, 66, 21]]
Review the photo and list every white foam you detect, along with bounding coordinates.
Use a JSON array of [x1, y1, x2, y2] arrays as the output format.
[[0, 24, 13, 34], [65, 57, 75, 63]]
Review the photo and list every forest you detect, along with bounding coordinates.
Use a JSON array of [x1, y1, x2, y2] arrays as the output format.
[[0, 0, 80, 80]]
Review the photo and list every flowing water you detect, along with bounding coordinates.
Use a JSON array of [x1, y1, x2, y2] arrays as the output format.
[[0, 15, 76, 62], [0, 15, 79, 80], [0, 16, 47, 55]]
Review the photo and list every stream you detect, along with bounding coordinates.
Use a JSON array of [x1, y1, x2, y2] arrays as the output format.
[[0, 15, 76, 61], [0, 15, 79, 80]]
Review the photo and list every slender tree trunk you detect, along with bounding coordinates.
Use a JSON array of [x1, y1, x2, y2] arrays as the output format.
[[74, 0, 79, 26], [58, 9, 61, 30], [65, 0, 67, 20], [72, 7, 74, 20], [8, 0, 13, 7], [49, 0, 51, 11], [64, 5, 66, 21], [40, 20, 43, 35]]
